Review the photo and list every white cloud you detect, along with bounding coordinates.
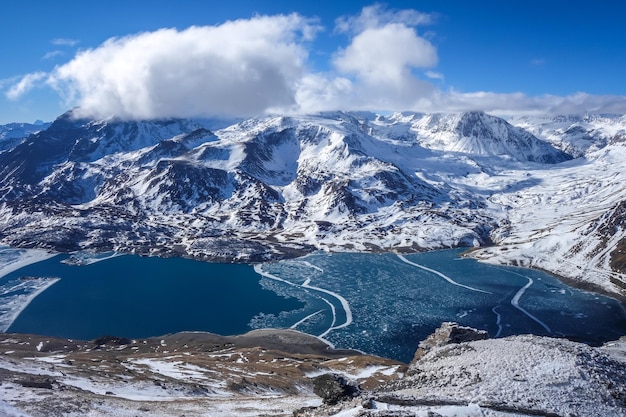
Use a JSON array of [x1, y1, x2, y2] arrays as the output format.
[[334, 24, 437, 84], [425, 71, 444, 81], [51, 38, 79, 46], [0, 76, 20, 89], [335, 4, 433, 34], [46, 14, 319, 120], [5, 72, 47, 100], [42, 50, 63, 60], [297, 5, 438, 112], [5, 7, 626, 119], [294, 73, 355, 113], [415, 90, 626, 116]]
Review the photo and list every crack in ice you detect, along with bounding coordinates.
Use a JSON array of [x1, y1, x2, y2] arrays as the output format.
[[397, 254, 492, 294], [298, 260, 324, 273], [509, 272, 552, 334], [492, 306, 503, 338], [253, 264, 352, 340], [289, 310, 323, 330]]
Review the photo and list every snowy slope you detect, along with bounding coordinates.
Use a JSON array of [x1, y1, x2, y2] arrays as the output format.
[[2, 326, 625, 416], [302, 333, 626, 416], [471, 142, 626, 294], [509, 113, 626, 157], [376, 111, 571, 163], [0, 109, 625, 295], [0, 121, 50, 153]]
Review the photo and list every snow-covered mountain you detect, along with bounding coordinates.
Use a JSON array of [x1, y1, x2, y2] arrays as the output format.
[[377, 111, 572, 163], [0, 121, 51, 153], [0, 109, 625, 296], [508, 113, 626, 157]]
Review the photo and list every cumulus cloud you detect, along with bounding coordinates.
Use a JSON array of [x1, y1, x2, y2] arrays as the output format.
[[46, 14, 319, 119], [5, 6, 626, 119], [295, 5, 439, 112], [294, 74, 355, 113], [334, 24, 437, 83]]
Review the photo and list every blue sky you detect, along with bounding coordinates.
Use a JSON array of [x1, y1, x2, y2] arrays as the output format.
[[1, 0, 625, 123]]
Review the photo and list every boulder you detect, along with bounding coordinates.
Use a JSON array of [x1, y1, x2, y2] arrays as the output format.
[[312, 373, 360, 405]]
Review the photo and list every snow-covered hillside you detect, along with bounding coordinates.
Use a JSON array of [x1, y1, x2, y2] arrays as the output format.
[[509, 113, 626, 157], [378, 111, 571, 163], [0, 121, 50, 153], [303, 329, 626, 416], [0, 110, 625, 296], [2, 324, 624, 416]]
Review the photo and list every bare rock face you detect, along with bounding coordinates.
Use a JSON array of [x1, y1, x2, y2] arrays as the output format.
[[410, 322, 489, 364], [312, 373, 360, 405]]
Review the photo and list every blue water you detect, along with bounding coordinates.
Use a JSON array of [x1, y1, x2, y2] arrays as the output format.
[[5, 254, 302, 339], [2, 249, 626, 363]]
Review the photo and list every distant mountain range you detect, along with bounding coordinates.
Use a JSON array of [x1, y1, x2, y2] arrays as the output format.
[[0, 110, 625, 296], [0, 120, 50, 153]]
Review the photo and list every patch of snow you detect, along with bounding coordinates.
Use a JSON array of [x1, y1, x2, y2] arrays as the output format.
[[0, 400, 34, 417]]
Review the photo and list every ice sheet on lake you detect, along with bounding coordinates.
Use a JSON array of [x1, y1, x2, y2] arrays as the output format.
[[397, 254, 492, 294], [0, 276, 60, 332], [252, 250, 626, 363], [253, 263, 352, 341], [61, 251, 121, 266], [0, 248, 59, 332], [0, 248, 55, 280]]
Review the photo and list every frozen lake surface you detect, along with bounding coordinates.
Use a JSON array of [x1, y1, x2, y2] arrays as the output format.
[[1, 248, 625, 362], [253, 250, 626, 361]]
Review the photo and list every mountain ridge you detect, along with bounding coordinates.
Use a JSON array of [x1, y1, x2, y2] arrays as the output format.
[[0, 110, 625, 295]]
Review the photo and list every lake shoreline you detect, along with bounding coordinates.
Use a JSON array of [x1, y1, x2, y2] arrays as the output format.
[[69, 241, 626, 305], [2, 245, 626, 363], [5, 240, 626, 305], [460, 246, 626, 306]]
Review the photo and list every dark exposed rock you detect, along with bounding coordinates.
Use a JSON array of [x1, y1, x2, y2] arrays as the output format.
[[312, 373, 360, 405], [17, 377, 55, 389], [92, 335, 132, 347]]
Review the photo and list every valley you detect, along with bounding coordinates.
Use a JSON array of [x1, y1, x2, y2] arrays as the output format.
[[0, 111, 625, 297]]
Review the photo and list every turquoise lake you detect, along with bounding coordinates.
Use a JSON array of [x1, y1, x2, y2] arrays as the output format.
[[3, 249, 626, 363]]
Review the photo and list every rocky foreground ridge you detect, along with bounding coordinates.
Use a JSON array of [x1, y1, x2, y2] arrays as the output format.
[[1, 323, 625, 416]]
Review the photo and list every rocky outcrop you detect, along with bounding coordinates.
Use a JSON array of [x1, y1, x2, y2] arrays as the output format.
[[410, 321, 489, 363], [301, 323, 626, 416]]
